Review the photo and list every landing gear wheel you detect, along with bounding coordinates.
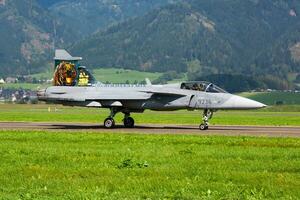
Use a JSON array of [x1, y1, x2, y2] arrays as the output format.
[[104, 118, 115, 128], [199, 109, 213, 131], [124, 117, 135, 128], [199, 123, 208, 130]]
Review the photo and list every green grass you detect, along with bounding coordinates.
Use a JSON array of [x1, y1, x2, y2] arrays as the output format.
[[0, 130, 299, 199], [240, 92, 300, 105], [287, 72, 298, 82], [7, 68, 162, 90], [1, 83, 46, 90], [30, 67, 185, 85], [262, 105, 300, 112], [30, 72, 52, 79], [29, 63, 53, 79], [30, 68, 163, 84], [92, 68, 162, 83], [0, 104, 300, 126]]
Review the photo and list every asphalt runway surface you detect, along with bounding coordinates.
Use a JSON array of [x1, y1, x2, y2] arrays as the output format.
[[0, 122, 300, 137]]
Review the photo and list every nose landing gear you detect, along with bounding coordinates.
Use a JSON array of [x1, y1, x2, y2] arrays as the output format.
[[199, 109, 213, 130]]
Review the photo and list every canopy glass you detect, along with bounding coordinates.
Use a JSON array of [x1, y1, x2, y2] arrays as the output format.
[[180, 81, 227, 93]]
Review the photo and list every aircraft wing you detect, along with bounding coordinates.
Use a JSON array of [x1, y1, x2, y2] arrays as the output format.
[[139, 88, 187, 97], [40, 87, 186, 109]]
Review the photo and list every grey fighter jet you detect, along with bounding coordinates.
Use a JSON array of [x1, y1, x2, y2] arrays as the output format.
[[37, 50, 266, 130]]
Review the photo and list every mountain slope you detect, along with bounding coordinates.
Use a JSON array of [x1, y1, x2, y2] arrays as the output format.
[[50, 0, 177, 36], [0, 0, 177, 77], [253, 20, 300, 77], [71, 0, 300, 80], [71, 3, 234, 72], [0, 0, 78, 76], [36, 0, 65, 8]]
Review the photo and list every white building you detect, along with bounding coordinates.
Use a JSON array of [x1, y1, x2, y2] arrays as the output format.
[[0, 0, 6, 6]]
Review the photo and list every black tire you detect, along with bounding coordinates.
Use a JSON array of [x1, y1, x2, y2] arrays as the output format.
[[199, 123, 208, 131], [104, 118, 115, 128], [124, 117, 135, 128]]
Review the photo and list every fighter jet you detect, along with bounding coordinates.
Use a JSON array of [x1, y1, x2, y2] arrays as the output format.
[[37, 50, 266, 130]]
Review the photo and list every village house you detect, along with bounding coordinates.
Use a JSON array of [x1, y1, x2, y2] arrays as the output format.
[[5, 77, 18, 83], [0, 0, 5, 6]]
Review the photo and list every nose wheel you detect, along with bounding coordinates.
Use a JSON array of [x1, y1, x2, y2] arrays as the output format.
[[199, 109, 213, 131], [199, 123, 208, 130]]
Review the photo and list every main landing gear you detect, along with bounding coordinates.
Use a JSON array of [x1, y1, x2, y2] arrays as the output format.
[[199, 109, 213, 130], [123, 113, 135, 128], [104, 117, 115, 128], [104, 108, 117, 128], [103, 108, 135, 128]]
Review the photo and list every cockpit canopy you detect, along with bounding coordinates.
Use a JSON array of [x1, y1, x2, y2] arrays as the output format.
[[180, 81, 227, 93]]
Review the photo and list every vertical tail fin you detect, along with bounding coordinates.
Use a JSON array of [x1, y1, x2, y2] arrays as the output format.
[[54, 49, 82, 61], [52, 49, 96, 86], [53, 49, 82, 86], [54, 49, 82, 70]]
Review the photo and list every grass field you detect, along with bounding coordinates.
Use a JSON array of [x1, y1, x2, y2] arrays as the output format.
[[0, 104, 299, 199], [92, 68, 162, 83], [0, 104, 300, 126], [30, 68, 163, 84], [1, 83, 46, 90], [240, 92, 300, 105], [0, 131, 299, 199], [4, 67, 191, 90], [1, 68, 163, 89]]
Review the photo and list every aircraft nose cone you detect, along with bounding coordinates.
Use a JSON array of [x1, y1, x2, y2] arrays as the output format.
[[232, 95, 267, 109]]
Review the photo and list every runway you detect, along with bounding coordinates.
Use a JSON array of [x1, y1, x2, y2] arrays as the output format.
[[0, 122, 300, 137]]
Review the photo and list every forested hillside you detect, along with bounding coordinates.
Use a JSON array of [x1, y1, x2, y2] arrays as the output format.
[[1, 0, 300, 90], [0, 0, 78, 76], [0, 0, 176, 76], [49, 0, 177, 36], [36, 0, 65, 8], [71, 0, 300, 89]]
